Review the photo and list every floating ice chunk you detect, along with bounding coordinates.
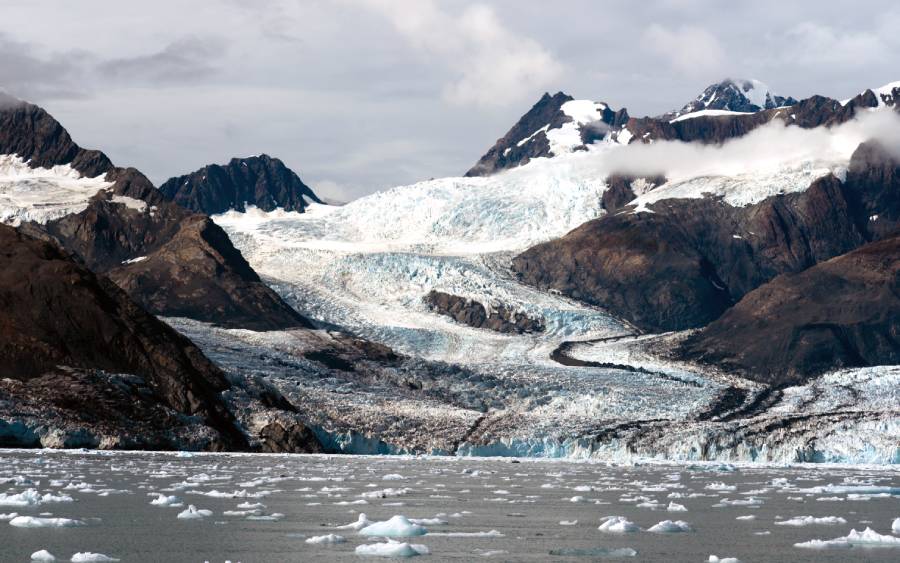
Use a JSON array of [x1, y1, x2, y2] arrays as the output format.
[[708, 556, 740, 563], [355, 541, 429, 557], [560, 520, 578, 526], [714, 498, 763, 507], [598, 516, 639, 533], [9, 516, 84, 528], [409, 517, 447, 526], [336, 513, 373, 531], [892, 517, 900, 534], [359, 515, 427, 537], [549, 547, 637, 557], [149, 493, 183, 507], [569, 496, 587, 503], [648, 520, 693, 533], [236, 502, 265, 509], [0, 489, 73, 506], [306, 533, 346, 544], [71, 554, 120, 562], [30, 550, 56, 561], [0, 512, 18, 520], [706, 482, 737, 492], [176, 505, 213, 519], [735, 515, 755, 521], [795, 527, 900, 549], [383, 474, 405, 481], [246, 513, 284, 521], [667, 502, 687, 512], [775, 516, 847, 527]]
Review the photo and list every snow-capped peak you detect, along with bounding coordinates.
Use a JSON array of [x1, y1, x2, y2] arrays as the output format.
[[668, 78, 797, 120], [871, 81, 900, 106]]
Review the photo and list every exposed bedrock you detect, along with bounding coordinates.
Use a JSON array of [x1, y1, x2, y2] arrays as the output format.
[[424, 290, 545, 334]]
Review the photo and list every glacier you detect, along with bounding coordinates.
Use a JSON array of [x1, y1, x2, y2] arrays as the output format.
[[200, 116, 899, 464]]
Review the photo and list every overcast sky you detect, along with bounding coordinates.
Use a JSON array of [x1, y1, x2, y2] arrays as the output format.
[[3, 0, 899, 201]]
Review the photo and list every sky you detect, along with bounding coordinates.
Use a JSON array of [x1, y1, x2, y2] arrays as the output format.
[[2, 0, 899, 201]]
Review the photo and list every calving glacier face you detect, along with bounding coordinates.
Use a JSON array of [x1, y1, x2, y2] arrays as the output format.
[[0, 154, 113, 225]]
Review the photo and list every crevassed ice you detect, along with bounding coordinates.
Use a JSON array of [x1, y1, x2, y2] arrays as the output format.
[[0, 154, 113, 226]]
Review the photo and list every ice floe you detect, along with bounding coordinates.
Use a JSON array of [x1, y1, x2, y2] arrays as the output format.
[[305, 533, 346, 544], [359, 515, 428, 537], [598, 516, 639, 533], [795, 527, 900, 549], [176, 505, 213, 519], [648, 519, 693, 533], [355, 541, 430, 557], [9, 516, 84, 528]]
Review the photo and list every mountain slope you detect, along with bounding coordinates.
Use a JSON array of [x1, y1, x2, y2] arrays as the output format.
[[679, 232, 900, 385], [160, 154, 321, 215], [0, 223, 245, 449], [0, 94, 311, 330]]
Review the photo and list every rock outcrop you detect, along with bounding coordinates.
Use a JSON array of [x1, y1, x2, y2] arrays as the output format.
[[159, 154, 321, 215], [425, 291, 545, 334]]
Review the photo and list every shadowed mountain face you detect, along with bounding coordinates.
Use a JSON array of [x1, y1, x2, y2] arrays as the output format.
[[1, 95, 311, 331], [512, 174, 868, 333], [159, 154, 322, 215], [679, 232, 900, 385], [0, 223, 245, 450]]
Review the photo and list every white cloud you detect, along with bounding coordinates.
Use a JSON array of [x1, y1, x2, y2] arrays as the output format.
[[351, 0, 564, 106], [643, 24, 725, 76], [509, 109, 900, 184], [781, 21, 892, 68]]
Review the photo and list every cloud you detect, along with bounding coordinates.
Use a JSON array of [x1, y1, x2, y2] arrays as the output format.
[[780, 20, 896, 68], [352, 0, 564, 106], [97, 37, 226, 84], [508, 109, 900, 185], [643, 24, 725, 76], [0, 33, 90, 100]]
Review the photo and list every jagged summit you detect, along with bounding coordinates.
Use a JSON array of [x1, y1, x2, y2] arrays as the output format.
[[666, 78, 798, 120], [160, 154, 321, 215], [465, 91, 630, 176]]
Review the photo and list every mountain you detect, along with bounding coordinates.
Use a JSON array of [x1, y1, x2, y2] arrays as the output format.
[[0, 94, 311, 331], [0, 223, 244, 449], [679, 231, 900, 385], [465, 79, 899, 177], [2, 78, 899, 463], [159, 154, 322, 215], [465, 92, 630, 176], [664, 78, 798, 120]]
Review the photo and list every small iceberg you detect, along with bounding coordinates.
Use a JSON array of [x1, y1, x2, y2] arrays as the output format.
[[71, 553, 120, 562], [355, 541, 429, 557], [795, 527, 900, 549], [30, 550, 56, 562], [149, 493, 183, 507], [305, 533, 346, 544], [648, 520, 693, 533], [359, 515, 427, 537], [336, 512, 373, 531], [775, 516, 846, 527], [176, 505, 213, 520], [598, 516, 639, 533], [9, 516, 84, 528]]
